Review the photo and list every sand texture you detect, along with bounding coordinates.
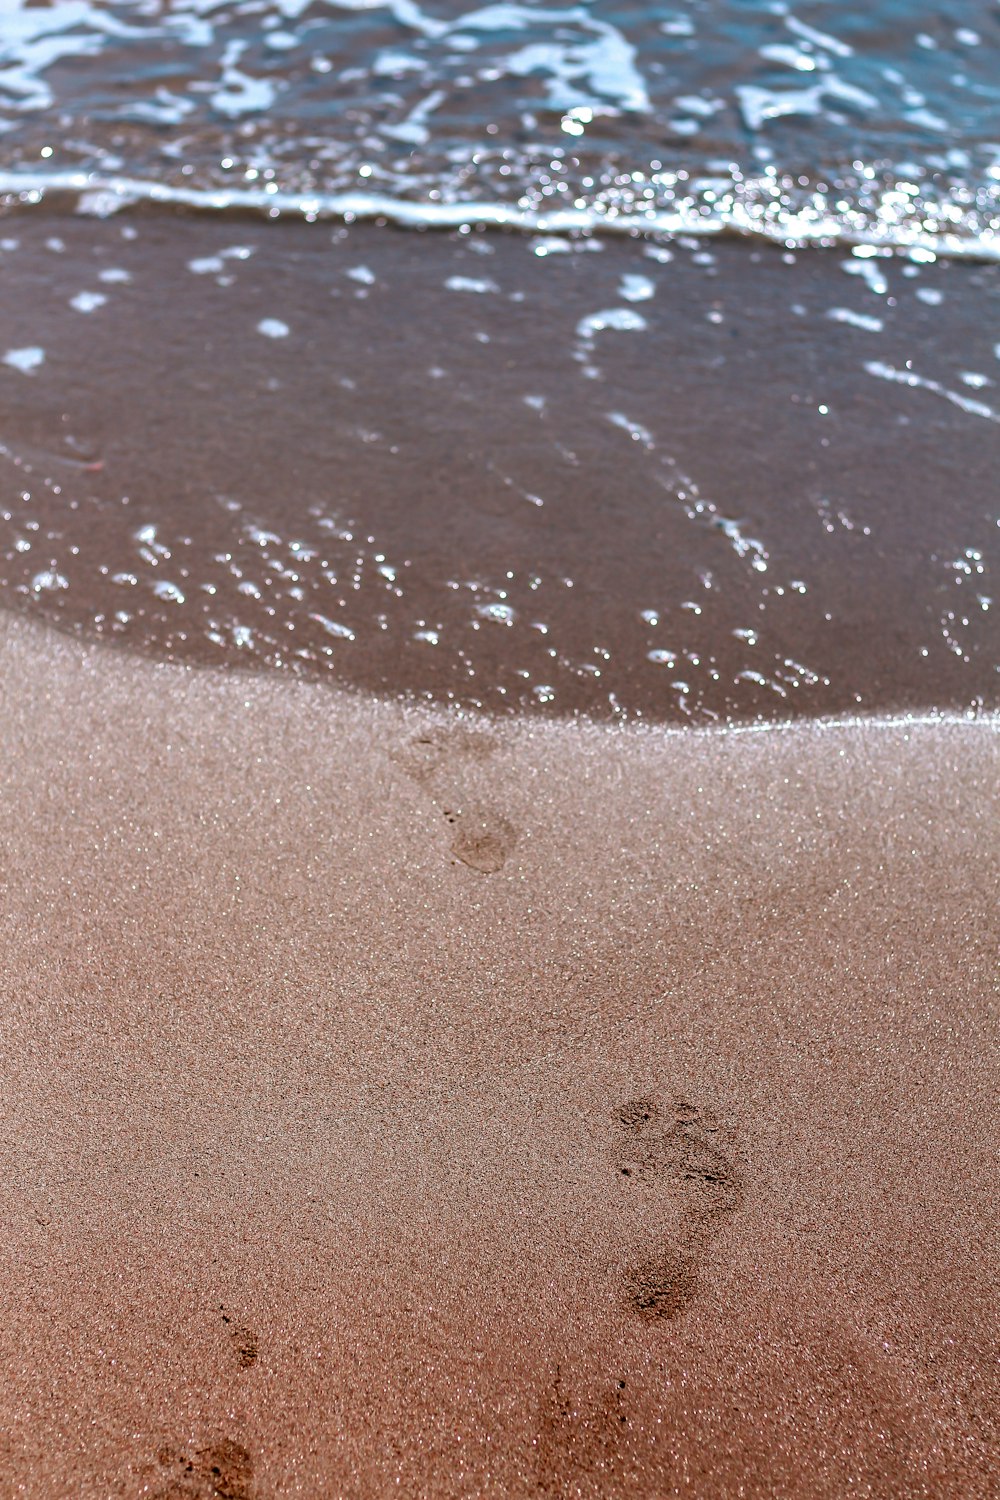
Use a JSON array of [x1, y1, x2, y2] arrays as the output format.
[[0, 615, 997, 1497]]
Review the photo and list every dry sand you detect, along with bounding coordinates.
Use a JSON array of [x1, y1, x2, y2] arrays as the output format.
[[0, 612, 997, 1498]]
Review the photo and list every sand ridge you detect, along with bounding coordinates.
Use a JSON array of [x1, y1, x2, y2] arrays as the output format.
[[0, 615, 997, 1497]]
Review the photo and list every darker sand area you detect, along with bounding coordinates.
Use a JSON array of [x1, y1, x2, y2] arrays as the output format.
[[1, 215, 997, 722], [0, 614, 997, 1497]]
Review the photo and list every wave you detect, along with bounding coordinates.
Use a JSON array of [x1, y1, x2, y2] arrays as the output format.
[[2, 0, 999, 257], [2, 167, 998, 261]]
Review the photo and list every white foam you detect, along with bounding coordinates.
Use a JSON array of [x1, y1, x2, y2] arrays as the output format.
[[576, 308, 647, 339], [265, 30, 300, 51], [826, 307, 883, 332], [257, 318, 290, 338], [1, 171, 997, 263], [118, 87, 195, 126], [738, 74, 876, 132], [3, 345, 44, 374], [759, 44, 816, 72], [445, 275, 498, 293], [69, 290, 107, 313], [842, 256, 889, 295], [607, 412, 653, 445], [865, 361, 1000, 423], [30, 570, 68, 593], [210, 39, 278, 119], [0, 0, 154, 113], [784, 14, 853, 58], [382, 87, 446, 145], [152, 580, 185, 603], [906, 107, 948, 133], [619, 273, 655, 303], [461, 5, 649, 114], [476, 601, 515, 624], [188, 255, 225, 275], [674, 93, 720, 117], [189, 245, 254, 275], [310, 613, 356, 641]]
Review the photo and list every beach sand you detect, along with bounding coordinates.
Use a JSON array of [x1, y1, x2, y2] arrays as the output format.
[[0, 612, 996, 1497]]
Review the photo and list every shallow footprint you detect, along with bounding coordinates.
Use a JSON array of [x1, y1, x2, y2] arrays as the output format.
[[221, 1306, 258, 1370], [151, 1438, 255, 1500], [533, 1364, 632, 1494], [615, 1096, 743, 1321], [397, 726, 517, 873], [625, 1252, 700, 1322], [443, 803, 516, 873], [395, 725, 498, 785]]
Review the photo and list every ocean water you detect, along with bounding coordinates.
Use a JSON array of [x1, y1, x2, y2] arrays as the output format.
[[0, 1, 997, 721], [1, 0, 999, 252]]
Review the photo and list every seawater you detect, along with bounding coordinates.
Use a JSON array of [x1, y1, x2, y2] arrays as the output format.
[[0, 0, 998, 254], [0, 2, 997, 722]]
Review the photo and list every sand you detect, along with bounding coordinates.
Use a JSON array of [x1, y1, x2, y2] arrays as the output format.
[[0, 611, 997, 1497]]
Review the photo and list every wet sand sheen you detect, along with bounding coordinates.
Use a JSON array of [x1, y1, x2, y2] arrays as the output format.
[[1, 215, 997, 723], [0, 614, 996, 1498]]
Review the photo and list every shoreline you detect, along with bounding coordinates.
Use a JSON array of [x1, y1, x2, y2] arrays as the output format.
[[1, 214, 997, 724], [1, 612, 997, 1498], [4, 594, 996, 739], [3, 177, 998, 263]]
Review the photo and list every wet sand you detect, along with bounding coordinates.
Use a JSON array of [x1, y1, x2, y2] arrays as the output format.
[[1, 214, 997, 721], [0, 611, 997, 1497]]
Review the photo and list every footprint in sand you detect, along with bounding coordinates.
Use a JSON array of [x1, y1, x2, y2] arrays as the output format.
[[151, 1438, 255, 1500], [614, 1096, 743, 1321], [534, 1364, 632, 1494], [220, 1306, 258, 1370], [396, 726, 517, 873]]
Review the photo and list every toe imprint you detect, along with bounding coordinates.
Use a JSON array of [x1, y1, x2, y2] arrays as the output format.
[[533, 1364, 632, 1492], [396, 726, 498, 784], [194, 1441, 254, 1500]]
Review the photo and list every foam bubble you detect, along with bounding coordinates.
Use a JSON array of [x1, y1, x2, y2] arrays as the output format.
[[3, 346, 44, 374], [69, 290, 107, 313]]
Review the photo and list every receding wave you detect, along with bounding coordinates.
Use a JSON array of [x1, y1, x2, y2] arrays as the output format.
[[1, 166, 998, 260], [0, 0, 998, 257]]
